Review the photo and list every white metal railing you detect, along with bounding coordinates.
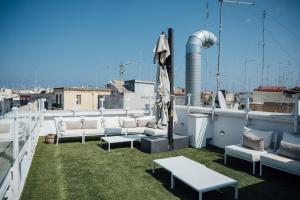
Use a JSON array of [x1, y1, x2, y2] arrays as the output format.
[[0, 100, 44, 200]]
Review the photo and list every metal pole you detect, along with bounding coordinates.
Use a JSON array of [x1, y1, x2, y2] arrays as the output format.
[[12, 107, 19, 199], [216, 0, 223, 93], [167, 28, 174, 151], [262, 10, 266, 87]]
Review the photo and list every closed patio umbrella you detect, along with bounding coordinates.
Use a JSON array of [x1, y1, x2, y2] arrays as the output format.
[[153, 32, 170, 129]]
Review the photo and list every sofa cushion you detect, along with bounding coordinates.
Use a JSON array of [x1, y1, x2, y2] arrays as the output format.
[[282, 132, 300, 145], [277, 140, 300, 161], [242, 133, 264, 151], [260, 153, 300, 175], [144, 128, 167, 136], [244, 127, 273, 149], [124, 127, 145, 134], [225, 144, 270, 162], [0, 123, 11, 134], [82, 119, 99, 129], [147, 120, 157, 129], [122, 120, 137, 128], [137, 119, 149, 127], [119, 117, 135, 127], [104, 128, 124, 135], [65, 120, 82, 130], [103, 117, 120, 128], [63, 129, 83, 136], [83, 128, 105, 136]]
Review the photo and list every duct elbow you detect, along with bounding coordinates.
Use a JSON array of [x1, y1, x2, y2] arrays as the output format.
[[186, 30, 217, 53]]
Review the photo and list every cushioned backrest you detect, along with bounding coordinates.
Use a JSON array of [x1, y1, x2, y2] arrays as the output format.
[[102, 117, 120, 128], [244, 127, 274, 149], [82, 118, 101, 129], [282, 132, 300, 145], [63, 118, 82, 130]]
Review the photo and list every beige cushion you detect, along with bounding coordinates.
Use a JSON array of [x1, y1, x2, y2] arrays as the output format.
[[277, 141, 300, 161], [103, 117, 120, 128], [119, 117, 135, 127], [225, 144, 270, 162], [147, 120, 157, 128], [244, 127, 273, 149], [137, 119, 149, 127], [65, 120, 82, 130], [242, 133, 264, 151], [261, 153, 300, 176], [82, 120, 99, 129], [122, 120, 137, 128]]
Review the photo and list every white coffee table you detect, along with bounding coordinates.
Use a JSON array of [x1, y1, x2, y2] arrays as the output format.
[[153, 156, 238, 200], [100, 136, 136, 152]]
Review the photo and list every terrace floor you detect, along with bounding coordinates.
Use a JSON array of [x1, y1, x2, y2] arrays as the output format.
[[21, 137, 300, 200]]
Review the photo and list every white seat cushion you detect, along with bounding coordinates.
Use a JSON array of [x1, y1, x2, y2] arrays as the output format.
[[83, 128, 105, 136], [62, 129, 83, 136], [260, 153, 300, 175], [144, 128, 167, 136], [225, 144, 271, 162], [124, 127, 145, 134]]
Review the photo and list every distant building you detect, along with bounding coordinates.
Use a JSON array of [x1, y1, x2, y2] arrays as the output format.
[[250, 86, 297, 113], [53, 87, 110, 110], [0, 96, 13, 116], [20, 92, 55, 110], [104, 80, 155, 110]]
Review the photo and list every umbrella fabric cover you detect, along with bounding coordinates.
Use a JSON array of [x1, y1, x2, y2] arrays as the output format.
[[153, 33, 171, 129]]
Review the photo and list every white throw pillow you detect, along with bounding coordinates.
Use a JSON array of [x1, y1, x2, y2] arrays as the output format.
[[244, 127, 273, 149], [282, 132, 300, 145], [103, 117, 120, 128], [82, 118, 100, 129], [119, 117, 135, 127], [64, 118, 82, 130]]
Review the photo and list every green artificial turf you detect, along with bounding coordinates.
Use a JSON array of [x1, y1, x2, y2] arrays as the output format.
[[21, 137, 300, 200]]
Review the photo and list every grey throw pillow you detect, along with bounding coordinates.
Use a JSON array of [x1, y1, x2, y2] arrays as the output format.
[[137, 119, 149, 127], [242, 133, 264, 151], [122, 120, 137, 128], [147, 120, 157, 128], [277, 140, 300, 160]]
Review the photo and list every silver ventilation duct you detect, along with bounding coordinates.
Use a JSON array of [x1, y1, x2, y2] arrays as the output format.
[[185, 30, 217, 106]]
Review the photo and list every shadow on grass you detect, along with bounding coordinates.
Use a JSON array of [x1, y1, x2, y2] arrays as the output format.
[[146, 168, 237, 200]]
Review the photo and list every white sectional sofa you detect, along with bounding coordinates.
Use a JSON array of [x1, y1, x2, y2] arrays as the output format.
[[260, 132, 300, 176], [224, 127, 276, 175], [54, 116, 167, 144]]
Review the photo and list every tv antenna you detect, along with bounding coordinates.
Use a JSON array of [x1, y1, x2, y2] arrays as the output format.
[[119, 62, 135, 80]]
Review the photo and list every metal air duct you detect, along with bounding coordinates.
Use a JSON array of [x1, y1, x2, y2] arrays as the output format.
[[185, 30, 217, 106]]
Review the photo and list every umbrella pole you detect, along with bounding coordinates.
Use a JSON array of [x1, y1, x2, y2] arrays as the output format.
[[167, 28, 174, 151]]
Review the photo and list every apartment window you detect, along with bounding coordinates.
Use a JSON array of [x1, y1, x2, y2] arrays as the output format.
[[56, 94, 58, 104], [76, 95, 81, 104], [59, 94, 62, 105]]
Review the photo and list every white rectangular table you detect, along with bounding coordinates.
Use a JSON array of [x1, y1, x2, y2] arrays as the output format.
[[100, 134, 146, 152], [152, 156, 238, 200]]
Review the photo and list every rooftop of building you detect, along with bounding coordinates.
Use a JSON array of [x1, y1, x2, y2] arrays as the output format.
[[53, 87, 111, 92]]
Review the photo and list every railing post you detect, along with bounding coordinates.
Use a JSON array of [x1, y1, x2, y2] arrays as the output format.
[[187, 93, 191, 113], [12, 107, 20, 200], [28, 103, 32, 159]]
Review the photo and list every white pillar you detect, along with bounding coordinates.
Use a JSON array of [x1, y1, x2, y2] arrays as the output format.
[[12, 107, 20, 200]]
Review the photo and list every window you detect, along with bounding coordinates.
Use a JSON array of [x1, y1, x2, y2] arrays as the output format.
[[76, 95, 81, 104], [59, 94, 62, 105], [56, 94, 58, 104]]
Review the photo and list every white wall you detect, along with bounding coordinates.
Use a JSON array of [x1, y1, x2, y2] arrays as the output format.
[[175, 105, 296, 148]]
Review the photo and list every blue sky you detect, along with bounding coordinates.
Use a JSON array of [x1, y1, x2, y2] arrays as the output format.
[[0, 0, 299, 91]]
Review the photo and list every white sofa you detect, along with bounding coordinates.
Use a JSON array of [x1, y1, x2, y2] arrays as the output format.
[[224, 127, 276, 174], [54, 116, 167, 144], [260, 132, 300, 176]]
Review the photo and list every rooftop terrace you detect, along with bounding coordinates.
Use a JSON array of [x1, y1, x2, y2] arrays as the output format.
[[21, 137, 299, 200]]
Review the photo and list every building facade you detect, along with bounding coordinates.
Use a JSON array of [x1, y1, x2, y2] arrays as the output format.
[[53, 87, 110, 110]]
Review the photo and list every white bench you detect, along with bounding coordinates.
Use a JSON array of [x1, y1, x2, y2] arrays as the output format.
[[152, 156, 238, 200]]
